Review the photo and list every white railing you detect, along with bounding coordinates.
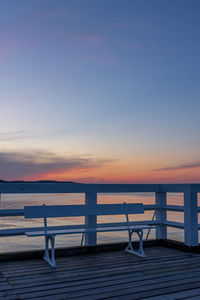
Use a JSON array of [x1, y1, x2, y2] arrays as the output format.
[[0, 183, 199, 247]]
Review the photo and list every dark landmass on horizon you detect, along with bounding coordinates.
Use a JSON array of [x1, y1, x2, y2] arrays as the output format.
[[0, 180, 80, 184]]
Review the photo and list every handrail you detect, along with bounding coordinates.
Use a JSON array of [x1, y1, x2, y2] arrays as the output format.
[[0, 183, 200, 194], [0, 209, 24, 216], [162, 220, 184, 229], [165, 205, 184, 212]]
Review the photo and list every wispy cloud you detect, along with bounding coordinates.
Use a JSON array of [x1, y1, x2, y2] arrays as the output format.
[[62, 32, 117, 64], [0, 150, 114, 180], [0, 130, 31, 141], [152, 161, 200, 171]]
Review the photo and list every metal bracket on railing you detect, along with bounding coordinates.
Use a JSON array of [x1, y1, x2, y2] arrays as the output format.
[[145, 211, 155, 240], [81, 232, 85, 246]]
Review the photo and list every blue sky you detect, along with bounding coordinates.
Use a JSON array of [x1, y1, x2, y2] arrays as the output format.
[[0, 0, 200, 182]]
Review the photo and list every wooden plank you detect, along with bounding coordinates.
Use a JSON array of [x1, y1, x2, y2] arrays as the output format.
[[1, 246, 194, 269], [5, 257, 199, 284], [10, 265, 200, 291], [10, 266, 200, 290], [146, 289, 200, 300], [4, 257, 200, 288], [7, 269, 200, 297], [56, 278, 200, 300], [0, 284, 11, 292], [9, 269, 198, 291], [0, 242, 181, 266], [113, 282, 200, 300], [0, 247, 186, 270], [184, 296, 200, 300], [4, 254, 200, 278], [2, 249, 193, 275], [1, 251, 196, 275], [7, 267, 200, 299], [0, 250, 178, 273], [4, 257, 199, 282], [17, 277, 200, 300]]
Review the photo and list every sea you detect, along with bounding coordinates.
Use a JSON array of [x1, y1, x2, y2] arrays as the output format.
[[0, 192, 198, 253]]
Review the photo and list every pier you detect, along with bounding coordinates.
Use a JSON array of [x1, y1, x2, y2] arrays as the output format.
[[0, 183, 200, 299]]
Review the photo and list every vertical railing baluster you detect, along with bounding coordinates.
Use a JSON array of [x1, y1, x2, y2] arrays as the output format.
[[156, 192, 167, 239], [184, 186, 198, 246], [85, 192, 97, 246]]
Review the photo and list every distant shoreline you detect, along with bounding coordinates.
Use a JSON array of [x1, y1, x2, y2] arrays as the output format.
[[0, 180, 78, 184]]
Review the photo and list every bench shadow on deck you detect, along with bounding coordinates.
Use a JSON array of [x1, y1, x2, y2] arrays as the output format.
[[0, 242, 200, 300]]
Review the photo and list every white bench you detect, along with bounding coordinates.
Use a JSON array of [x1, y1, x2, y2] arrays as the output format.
[[24, 202, 150, 267]]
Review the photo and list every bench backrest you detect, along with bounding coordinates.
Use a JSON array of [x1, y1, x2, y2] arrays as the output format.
[[24, 203, 144, 219]]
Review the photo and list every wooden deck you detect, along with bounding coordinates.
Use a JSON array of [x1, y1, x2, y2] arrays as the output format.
[[0, 246, 200, 299]]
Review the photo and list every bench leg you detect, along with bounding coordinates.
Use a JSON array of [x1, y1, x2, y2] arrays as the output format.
[[125, 230, 146, 258], [80, 233, 85, 246], [43, 235, 56, 268]]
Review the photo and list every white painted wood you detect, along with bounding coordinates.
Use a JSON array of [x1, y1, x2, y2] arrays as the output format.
[[85, 192, 97, 246], [165, 205, 184, 211], [24, 203, 144, 218], [26, 225, 150, 237], [0, 220, 158, 237], [24, 201, 150, 266], [0, 209, 24, 216], [0, 183, 160, 194], [144, 204, 158, 210], [184, 188, 198, 246], [162, 220, 184, 229], [156, 192, 167, 239], [0, 205, 156, 218], [0, 182, 199, 194], [125, 230, 145, 257]]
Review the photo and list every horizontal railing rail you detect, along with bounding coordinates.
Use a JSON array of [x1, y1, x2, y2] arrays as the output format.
[[162, 220, 184, 229], [0, 209, 24, 216], [165, 205, 184, 212], [0, 183, 200, 194]]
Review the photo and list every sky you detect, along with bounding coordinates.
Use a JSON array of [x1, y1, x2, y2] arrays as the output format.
[[0, 0, 200, 183]]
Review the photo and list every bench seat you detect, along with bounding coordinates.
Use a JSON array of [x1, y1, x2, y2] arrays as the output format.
[[26, 225, 150, 237]]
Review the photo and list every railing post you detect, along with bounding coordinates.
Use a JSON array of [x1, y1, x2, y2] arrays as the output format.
[[184, 187, 198, 246], [156, 192, 167, 239], [85, 192, 97, 246]]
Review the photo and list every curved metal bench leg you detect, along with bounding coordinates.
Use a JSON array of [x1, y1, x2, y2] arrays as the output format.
[[50, 235, 56, 267], [125, 230, 146, 258], [43, 235, 56, 268], [43, 236, 51, 264], [81, 233, 85, 246]]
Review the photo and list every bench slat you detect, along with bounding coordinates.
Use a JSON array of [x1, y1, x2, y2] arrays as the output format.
[[26, 225, 150, 237], [24, 204, 144, 218]]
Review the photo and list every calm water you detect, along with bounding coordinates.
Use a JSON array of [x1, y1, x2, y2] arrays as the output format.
[[0, 193, 192, 253]]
